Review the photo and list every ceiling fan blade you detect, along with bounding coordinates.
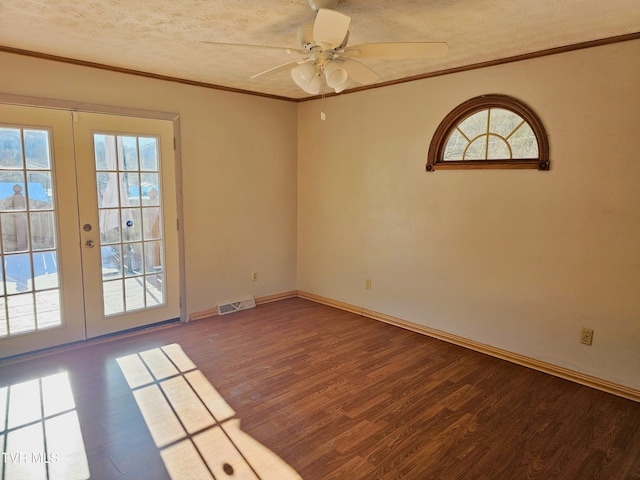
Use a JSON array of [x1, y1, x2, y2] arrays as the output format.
[[342, 58, 380, 85], [345, 42, 449, 59], [202, 41, 307, 55], [251, 59, 309, 79], [313, 8, 351, 49]]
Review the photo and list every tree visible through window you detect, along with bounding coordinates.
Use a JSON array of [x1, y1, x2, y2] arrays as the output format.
[[427, 94, 549, 171]]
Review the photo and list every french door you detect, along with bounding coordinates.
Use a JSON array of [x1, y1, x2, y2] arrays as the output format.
[[74, 112, 180, 338], [0, 104, 180, 357]]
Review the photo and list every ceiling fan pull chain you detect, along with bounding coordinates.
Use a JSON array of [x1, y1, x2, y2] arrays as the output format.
[[320, 74, 327, 121]]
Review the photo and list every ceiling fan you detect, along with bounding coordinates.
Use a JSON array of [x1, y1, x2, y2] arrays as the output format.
[[207, 0, 448, 95]]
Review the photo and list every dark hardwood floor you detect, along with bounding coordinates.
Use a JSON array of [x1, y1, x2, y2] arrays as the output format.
[[1, 297, 639, 479]]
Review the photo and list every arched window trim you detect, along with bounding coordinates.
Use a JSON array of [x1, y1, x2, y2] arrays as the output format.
[[426, 94, 550, 172]]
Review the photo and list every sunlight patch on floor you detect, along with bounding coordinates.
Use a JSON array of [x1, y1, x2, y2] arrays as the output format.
[[0, 371, 90, 480], [117, 344, 302, 480]]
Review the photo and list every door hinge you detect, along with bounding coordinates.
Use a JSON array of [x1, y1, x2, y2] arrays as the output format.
[[176, 218, 180, 230], [173, 137, 176, 150]]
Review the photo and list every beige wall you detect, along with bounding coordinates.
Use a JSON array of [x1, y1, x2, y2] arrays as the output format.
[[0, 51, 298, 316], [1, 39, 638, 391], [297, 39, 640, 390]]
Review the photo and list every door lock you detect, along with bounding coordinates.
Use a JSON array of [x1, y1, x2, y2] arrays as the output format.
[[85, 240, 96, 248]]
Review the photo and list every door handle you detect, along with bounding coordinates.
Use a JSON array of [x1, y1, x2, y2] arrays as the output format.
[[85, 240, 96, 248]]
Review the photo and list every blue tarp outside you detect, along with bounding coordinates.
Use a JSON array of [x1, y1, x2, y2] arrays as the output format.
[[0, 182, 49, 202]]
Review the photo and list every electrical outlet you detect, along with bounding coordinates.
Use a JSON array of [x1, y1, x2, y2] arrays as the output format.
[[251, 271, 258, 282], [365, 279, 372, 290], [580, 327, 594, 346]]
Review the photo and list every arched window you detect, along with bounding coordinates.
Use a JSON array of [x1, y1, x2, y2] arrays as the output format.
[[426, 94, 549, 172]]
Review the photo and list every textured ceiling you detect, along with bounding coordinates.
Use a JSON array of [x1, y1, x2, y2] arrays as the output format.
[[0, 0, 639, 100]]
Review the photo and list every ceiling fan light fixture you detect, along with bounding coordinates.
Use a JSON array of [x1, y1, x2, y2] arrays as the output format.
[[292, 64, 322, 94], [305, 75, 322, 94], [334, 80, 351, 93], [291, 62, 316, 84], [324, 59, 349, 90]]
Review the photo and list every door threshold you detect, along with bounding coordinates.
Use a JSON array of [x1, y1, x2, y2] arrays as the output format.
[[0, 318, 181, 367]]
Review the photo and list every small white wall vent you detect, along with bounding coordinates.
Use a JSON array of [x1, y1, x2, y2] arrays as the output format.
[[217, 296, 256, 315]]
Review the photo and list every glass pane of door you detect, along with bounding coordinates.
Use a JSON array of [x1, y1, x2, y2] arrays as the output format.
[[0, 126, 60, 335], [94, 133, 165, 316], [0, 105, 85, 358]]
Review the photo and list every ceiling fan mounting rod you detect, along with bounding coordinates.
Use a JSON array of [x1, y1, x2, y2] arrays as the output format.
[[307, 0, 340, 12]]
